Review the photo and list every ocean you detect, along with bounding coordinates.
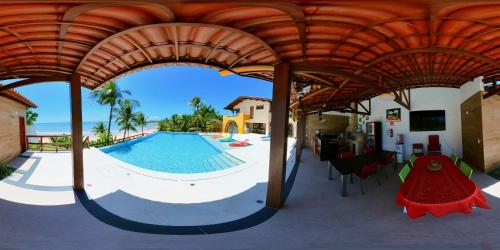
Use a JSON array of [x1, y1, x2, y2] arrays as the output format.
[[32, 121, 158, 137]]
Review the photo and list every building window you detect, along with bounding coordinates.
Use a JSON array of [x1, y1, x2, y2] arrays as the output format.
[[251, 123, 265, 134], [256, 105, 264, 110], [250, 106, 254, 119], [233, 108, 240, 115]]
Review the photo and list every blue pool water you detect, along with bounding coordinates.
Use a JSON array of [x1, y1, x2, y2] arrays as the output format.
[[100, 132, 244, 174]]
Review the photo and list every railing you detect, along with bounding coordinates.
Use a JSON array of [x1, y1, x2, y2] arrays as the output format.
[[87, 133, 146, 148], [27, 135, 90, 152], [27, 133, 148, 152]]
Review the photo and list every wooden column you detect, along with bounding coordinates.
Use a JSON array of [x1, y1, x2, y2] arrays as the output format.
[[70, 74, 84, 190], [295, 111, 305, 163], [266, 63, 291, 209]]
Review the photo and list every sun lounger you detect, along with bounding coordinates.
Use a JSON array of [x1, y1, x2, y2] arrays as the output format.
[[229, 139, 250, 147]]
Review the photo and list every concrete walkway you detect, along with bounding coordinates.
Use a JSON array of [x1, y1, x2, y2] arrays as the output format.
[[0, 149, 499, 249], [2, 134, 296, 226]]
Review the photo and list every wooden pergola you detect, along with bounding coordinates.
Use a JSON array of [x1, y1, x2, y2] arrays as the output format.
[[0, 0, 499, 209]]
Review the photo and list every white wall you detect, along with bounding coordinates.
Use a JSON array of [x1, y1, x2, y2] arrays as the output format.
[[233, 99, 271, 124], [363, 87, 463, 160], [460, 76, 484, 103]]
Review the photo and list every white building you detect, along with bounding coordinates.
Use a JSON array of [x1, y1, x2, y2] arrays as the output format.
[[222, 96, 295, 137]]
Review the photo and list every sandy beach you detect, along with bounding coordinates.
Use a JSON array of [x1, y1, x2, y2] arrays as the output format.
[[30, 128, 158, 144], [87, 128, 158, 141]]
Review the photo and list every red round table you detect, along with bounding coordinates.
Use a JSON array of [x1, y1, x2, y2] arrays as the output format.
[[396, 155, 491, 219]]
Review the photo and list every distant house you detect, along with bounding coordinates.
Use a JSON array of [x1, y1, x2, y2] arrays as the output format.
[[222, 96, 295, 136], [0, 89, 37, 163]]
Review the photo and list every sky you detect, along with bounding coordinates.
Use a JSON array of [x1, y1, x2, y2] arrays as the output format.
[[9, 66, 272, 123]]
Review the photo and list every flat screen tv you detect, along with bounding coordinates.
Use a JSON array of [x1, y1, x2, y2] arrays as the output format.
[[410, 110, 446, 131]]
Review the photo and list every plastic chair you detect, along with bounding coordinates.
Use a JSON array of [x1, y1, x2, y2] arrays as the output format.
[[449, 153, 458, 165], [399, 164, 411, 183], [428, 135, 441, 155], [409, 154, 417, 167], [339, 151, 354, 183], [412, 143, 424, 156], [355, 161, 380, 194], [459, 162, 474, 179], [379, 151, 395, 176]]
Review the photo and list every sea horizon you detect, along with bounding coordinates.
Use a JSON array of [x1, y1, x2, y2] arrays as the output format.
[[31, 121, 158, 137]]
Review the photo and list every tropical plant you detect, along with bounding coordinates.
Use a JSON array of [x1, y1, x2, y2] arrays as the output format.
[[26, 108, 38, 126], [133, 112, 147, 135], [158, 118, 171, 131], [196, 104, 221, 131], [206, 124, 214, 132], [158, 97, 222, 132], [49, 136, 71, 144], [90, 81, 131, 140], [114, 99, 138, 138], [96, 132, 113, 144], [180, 114, 193, 132], [189, 96, 201, 112], [0, 164, 13, 178], [92, 122, 106, 135]]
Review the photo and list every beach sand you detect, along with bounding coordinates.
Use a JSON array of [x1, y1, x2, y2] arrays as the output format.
[[87, 128, 158, 141], [32, 128, 158, 143]]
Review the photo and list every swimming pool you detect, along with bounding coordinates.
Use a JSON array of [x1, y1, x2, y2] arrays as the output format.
[[100, 132, 244, 174]]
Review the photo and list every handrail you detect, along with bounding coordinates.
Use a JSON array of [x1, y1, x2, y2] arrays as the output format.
[[88, 133, 146, 148], [27, 134, 72, 152], [27, 133, 148, 151]]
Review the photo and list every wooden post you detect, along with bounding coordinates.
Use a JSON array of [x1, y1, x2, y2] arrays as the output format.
[[295, 111, 305, 163], [266, 63, 291, 209], [70, 74, 84, 190]]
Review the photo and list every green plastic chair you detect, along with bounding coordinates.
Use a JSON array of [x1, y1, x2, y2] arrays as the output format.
[[449, 153, 458, 165], [399, 164, 411, 183], [459, 162, 473, 179], [409, 154, 417, 167]]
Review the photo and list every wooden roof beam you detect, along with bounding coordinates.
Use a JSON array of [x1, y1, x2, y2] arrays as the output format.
[[0, 75, 70, 92]]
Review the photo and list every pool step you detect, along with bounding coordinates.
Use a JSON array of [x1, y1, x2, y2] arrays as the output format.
[[222, 152, 244, 165], [212, 154, 230, 170], [216, 154, 236, 169], [203, 153, 244, 172], [205, 157, 222, 171]]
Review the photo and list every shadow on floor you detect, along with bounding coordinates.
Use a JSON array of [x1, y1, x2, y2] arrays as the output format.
[[75, 159, 300, 235]]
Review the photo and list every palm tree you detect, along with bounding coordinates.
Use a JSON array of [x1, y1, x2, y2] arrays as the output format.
[[180, 114, 192, 132], [92, 122, 106, 135], [114, 99, 138, 139], [170, 114, 181, 131], [189, 96, 201, 112], [189, 96, 203, 128], [90, 81, 131, 140], [133, 112, 147, 135], [26, 108, 38, 126], [158, 118, 171, 131]]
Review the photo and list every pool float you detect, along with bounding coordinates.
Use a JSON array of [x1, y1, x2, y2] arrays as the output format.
[[229, 139, 250, 147], [219, 133, 234, 142]]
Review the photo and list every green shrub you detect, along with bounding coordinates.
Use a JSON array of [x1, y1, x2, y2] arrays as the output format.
[[49, 136, 71, 144], [0, 164, 14, 178]]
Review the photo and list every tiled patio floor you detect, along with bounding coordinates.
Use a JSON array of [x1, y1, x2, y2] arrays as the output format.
[[0, 149, 498, 249]]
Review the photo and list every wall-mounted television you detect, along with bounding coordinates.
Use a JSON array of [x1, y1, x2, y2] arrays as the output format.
[[410, 110, 446, 131]]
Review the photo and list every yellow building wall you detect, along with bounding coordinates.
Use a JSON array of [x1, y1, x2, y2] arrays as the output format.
[[222, 113, 250, 134]]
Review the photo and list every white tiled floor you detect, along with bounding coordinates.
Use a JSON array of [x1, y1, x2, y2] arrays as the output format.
[[0, 148, 499, 249], [2, 133, 296, 225]]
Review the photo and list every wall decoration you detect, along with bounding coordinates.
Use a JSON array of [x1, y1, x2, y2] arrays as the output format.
[[386, 108, 401, 122]]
